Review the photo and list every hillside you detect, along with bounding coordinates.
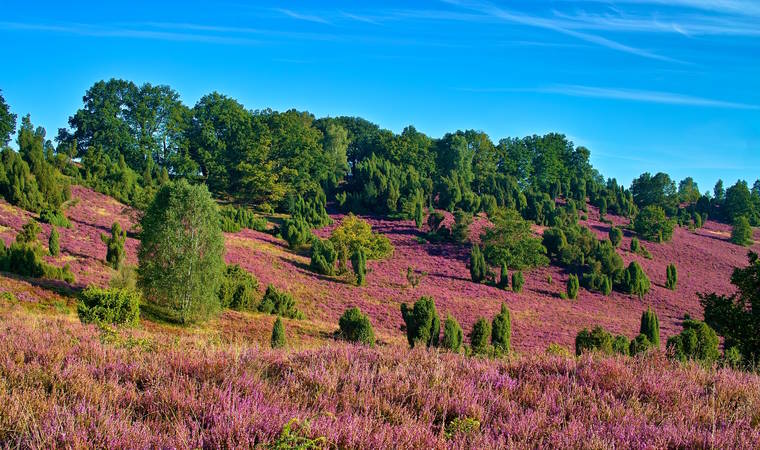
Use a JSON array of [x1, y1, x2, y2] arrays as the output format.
[[1, 184, 757, 352]]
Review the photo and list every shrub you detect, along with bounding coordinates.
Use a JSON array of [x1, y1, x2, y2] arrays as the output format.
[[498, 263, 509, 289], [666, 319, 720, 364], [330, 214, 393, 261], [267, 418, 326, 449], [77, 286, 140, 326], [39, 209, 71, 228], [633, 205, 675, 242], [441, 314, 463, 352], [470, 317, 491, 355], [546, 343, 572, 357], [639, 307, 660, 348], [542, 227, 567, 256], [351, 247, 367, 286], [138, 181, 225, 324], [444, 417, 480, 440], [218, 264, 259, 310], [309, 238, 337, 276], [621, 261, 650, 299], [469, 244, 487, 283], [512, 271, 524, 293], [612, 335, 630, 356], [451, 210, 472, 243], [629, 333, 652, 355], [582, 271, 612, 296], [17, 220, 41, 245], [338, 307, 375, 346], [0, 238, 74, 283], [282, 216, 312, 249], [219, 205, 267, 233], [259, 285, 303, 319], [666, 264, 677, 290], [101, 222, 126, 269], [491, 304, 511, 354], [731, 216, 753, 246], [48, 226, 59, 256], [109, 264, 138, 291], [609, 226, 623, 248], [413, 196, 424, 229], [400, 296, 440, 348], [721, 346, 743, 370], [575, 326, 613, 355], [630, 237, 640, 253], [271, 316, 286, 349], [481, 208, 549, 270], [566, 274, 579, 300], [406, 267, 424, 288]]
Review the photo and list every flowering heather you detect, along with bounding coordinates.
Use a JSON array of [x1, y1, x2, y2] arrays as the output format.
[[0, 305, 759, 449]]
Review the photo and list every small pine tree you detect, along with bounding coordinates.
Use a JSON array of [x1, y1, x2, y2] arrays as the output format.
[[731, 216, 753, 246], [470, 317, 491, 354], [630, 237, 640, 253], [599, 197, 607, 216], [338, 306, 375, 346], [566, 274, 579, 300], [271, 316, 286, 349], [400, 296, 440, 348], [17, 220, 41, 246], [512, 271, 524, 293], [441, 314, 463, 352], [491, 304, 511, 354], [665, 264, 677, 290], [101, 222, 126, 269], [639, 307, 660, 348], [469, 244, 486, 283], [351, 247, 366, 286], [623, 261, 650, 299], [498, 263, 509, 289], [414, 197, 424, 229], [612, 335, 630, 356], [609, 226, 623, 248], [629, 333, 651, 355], [48, 226, 60, 256]]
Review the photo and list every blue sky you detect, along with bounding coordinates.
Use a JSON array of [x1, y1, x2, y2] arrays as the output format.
[[1, 0, 758, 190]]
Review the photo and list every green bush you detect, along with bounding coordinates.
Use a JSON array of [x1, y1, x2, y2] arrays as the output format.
[[351, 247, 367, 286], [469, 244, 487, 283], [575, 326, 613, 355], [629, 333, 652, 355], [39, 209, 71, 228], [338, 306, 375, 346], [0, 238, 74, 283], [77, 286, 140, 326], [444, 416, 481, 440], [621, 261, 650, 299], [542, 227, 567, 257], [731, 216, 753, 246], [633, 205, 675, 242], [612, 335, 630, 356], [608, 226, 623, 248], [566, 274, 579, 300], [400, 296, 440, 348], [48, 226, 60, 256], [271, 316, 286, 349], [666, 264, 677, 290], [498, 263, 509, 289], [512, 271, 524, 293], [582, 271, 612, 296], [17, 220, 41, 245], [639, 307, 660, 348], [259, 285, 304, 319], [470, 317, 491, 355], [451, 210, 472, 243], [219, 205, 267, 233], [545, 343, 572, 357], [309, 238, 337, 276], [101, 222, 126, 269], [491, 304, 511, 354], [282, 216, 312, 249], [441, 314, 463, 352], [666, 319, 720, 364], [218, 264, 259, 310]]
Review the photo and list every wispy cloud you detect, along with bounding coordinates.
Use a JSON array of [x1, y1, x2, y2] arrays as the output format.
[[593, 0, 760, 17], [440, 0, 685, 63], [532, 84, 759, 109], [274, 8, 330, 25]]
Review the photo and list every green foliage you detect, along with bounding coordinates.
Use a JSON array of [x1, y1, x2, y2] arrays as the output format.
[[700, 251, 760, 365], [48, 226, 59, 256], [481, 208, 548, 270], [542, 227, 567, 257], [639, 307, 660, 348], [338, 306, 375, 346], [400, 296, 440, 348], [218, 264, 259, 310], [545, 343, 572, 357], [309, 238, 337, 276], [498, 263, 509, 289], [631, 172, 678, 215], [629, 237, 652, 259], [282, 216, 312, 249], [39, 209, 71, 228], [259, 285, 304, 319], [470, 317, 491, 355], [0, 228, 74, 283], [621, 261, 650, 299], [566, 274, 579, 300], [575, 326, 613, 356], [413, 194, 424, 229], [137, 180, 225, 324], [612, 335, 630, 356], [109, 264, 138, 291], [582, 271, 612, 296], [451, 209, 473, 243], [491, 304, 511, 354], [351, 247, 367, 286], [271, 316, 286, 349], [266, 418, 326, 450], [723, 180, 758, 225], [469, 244, 488, 283], [101, 222, 126, 269], [219, 205, 267, 233], [666, 264, 678, 290], [406, 267, 424, 288], [444, 416, 481, 440], [512, 271, 524, 293], [441, 314, 463, 352], [0, 90, 16, 146], [666, 318, 719, 364], [77, 286, 140, 326], [609, 226, 623, 248], [633, 205, 675, 242], [629, 333, 652, 355], [17, 220, 41, 246], [329, 214, 393, 264], [731, 216, 753, 246]]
